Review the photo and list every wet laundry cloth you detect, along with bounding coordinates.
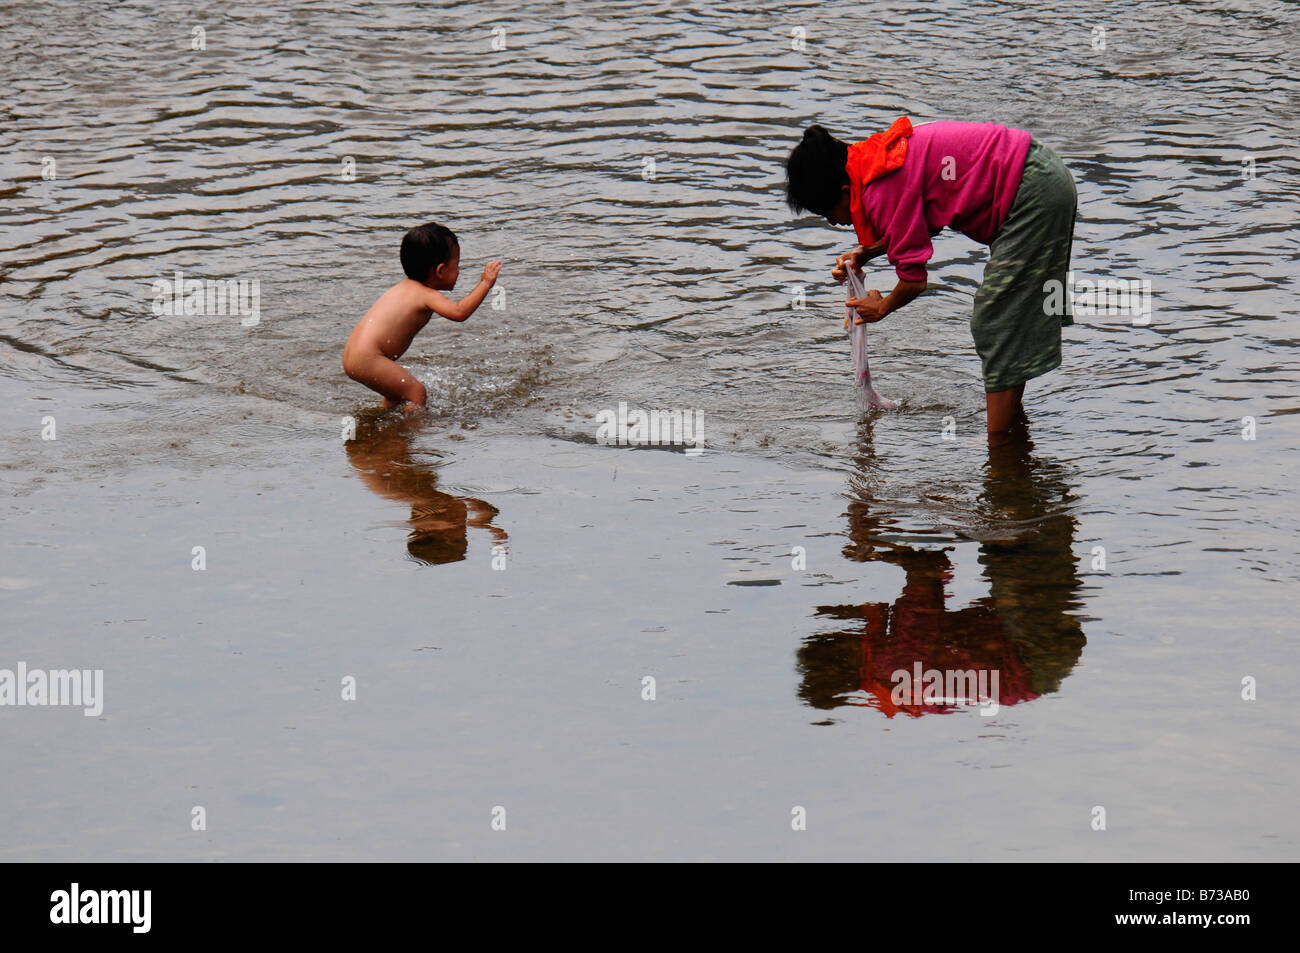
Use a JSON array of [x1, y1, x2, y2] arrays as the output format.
[[844, 266, 898, 409]]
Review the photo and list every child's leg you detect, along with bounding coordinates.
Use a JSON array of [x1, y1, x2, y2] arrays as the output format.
[[344, 352, 427, 409]]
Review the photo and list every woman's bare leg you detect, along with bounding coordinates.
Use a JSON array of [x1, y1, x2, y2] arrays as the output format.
[[986, 383, 1027, 447]]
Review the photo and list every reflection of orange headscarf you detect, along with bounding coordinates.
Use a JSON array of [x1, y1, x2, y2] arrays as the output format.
[[846, 116, 913, 247]]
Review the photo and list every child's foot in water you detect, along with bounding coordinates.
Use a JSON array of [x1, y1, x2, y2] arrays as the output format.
[[379, 395, 424, 416]]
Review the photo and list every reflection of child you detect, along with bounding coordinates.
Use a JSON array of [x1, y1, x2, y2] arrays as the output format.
[[345, 414, 507, 565], [342, 223, 501, 412]]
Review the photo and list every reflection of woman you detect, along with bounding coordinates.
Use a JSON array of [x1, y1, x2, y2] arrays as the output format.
[[344, 413, 506, 565], [800, 441, 1085, 716], [977, 443, 1087, 698]]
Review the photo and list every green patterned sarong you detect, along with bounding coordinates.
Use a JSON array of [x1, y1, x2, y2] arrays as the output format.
[[971, 139, 1078, 392]]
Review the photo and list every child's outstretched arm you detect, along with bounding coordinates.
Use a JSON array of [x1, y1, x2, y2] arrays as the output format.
[[425, 260, 503, 322]]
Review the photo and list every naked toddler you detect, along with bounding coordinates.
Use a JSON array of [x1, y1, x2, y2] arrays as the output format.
[[342, 222, 501, 412]]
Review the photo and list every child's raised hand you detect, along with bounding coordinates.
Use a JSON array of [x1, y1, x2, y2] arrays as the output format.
[[481, 260, 502, 284]]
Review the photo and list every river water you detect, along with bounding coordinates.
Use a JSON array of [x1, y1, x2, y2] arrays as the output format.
[[2, 0, 1297, 860]]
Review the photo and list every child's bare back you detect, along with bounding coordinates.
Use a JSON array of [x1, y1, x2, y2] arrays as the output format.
[[342, 222, 501, 411]]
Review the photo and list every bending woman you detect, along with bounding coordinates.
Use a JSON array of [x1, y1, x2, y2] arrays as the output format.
[[785, 117, 1077, 445]]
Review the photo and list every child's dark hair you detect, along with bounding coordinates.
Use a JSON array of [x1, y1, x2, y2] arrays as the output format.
[[400, 222, 459, 281], [785, 124, 850, 217]]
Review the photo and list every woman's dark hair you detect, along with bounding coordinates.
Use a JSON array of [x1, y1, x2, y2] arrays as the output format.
[[400, 222, 459, 281], [785, 124, 850, 217]]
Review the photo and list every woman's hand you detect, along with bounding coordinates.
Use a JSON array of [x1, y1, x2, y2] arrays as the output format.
[[831, 241, 888, 283], [846, 289, 887, 324], [831, 247, 864, 283]]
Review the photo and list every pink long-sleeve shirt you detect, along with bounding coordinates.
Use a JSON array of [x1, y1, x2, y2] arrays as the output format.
[[860, 121, 1032, 283]]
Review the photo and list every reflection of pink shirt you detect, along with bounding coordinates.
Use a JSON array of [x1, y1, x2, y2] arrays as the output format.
[[860, 121, 1032, 283]]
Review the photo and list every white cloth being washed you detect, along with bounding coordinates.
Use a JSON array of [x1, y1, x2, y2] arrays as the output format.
[[845, 267, 898, 409]]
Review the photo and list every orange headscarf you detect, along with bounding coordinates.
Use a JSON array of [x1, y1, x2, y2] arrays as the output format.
[[846, 116, 913, 247]]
